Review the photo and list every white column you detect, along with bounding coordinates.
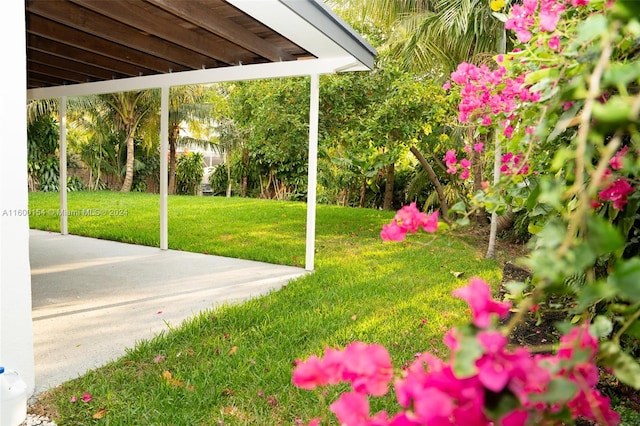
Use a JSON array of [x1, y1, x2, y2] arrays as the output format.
[[59, 97, 68, 235], [160, 87, 169, 250], [305, 74, 320, 271], [0, 0, 35, 395]]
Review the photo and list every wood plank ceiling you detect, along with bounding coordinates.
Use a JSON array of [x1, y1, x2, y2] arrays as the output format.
[[26, 0, 316, 89]]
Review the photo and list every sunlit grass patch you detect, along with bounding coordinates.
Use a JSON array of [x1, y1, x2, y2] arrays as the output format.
[[29, 191, 501, 425]]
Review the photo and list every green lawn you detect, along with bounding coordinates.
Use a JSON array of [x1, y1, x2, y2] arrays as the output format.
[[29, 191, 502, 425]]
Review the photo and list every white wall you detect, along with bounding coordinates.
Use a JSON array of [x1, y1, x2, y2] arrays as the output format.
[[0, 2, 35, 395]]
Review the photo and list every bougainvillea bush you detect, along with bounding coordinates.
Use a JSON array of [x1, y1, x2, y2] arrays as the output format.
[[293, 0, 639, 424]]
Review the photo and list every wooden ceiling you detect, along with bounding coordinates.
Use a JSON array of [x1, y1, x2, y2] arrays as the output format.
[[26, 0, 316, 90]]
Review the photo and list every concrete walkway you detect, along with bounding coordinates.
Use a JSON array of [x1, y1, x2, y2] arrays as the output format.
[[29, 230, 307, 395]]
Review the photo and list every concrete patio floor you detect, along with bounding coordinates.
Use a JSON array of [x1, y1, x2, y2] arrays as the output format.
[[29, 230, 307, 395]]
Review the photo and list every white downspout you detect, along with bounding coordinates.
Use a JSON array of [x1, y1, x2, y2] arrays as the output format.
[[160, 87, 169, 250], [59, 97, 68, 235], [305, 74, 320, 271]]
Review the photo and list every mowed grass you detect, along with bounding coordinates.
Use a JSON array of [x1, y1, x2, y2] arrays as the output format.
[[29, 191, 501, 425]]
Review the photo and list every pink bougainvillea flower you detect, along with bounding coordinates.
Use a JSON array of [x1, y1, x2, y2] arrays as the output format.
[[598, 178, 634, 209], [380, 220, 406, 242], [501, 409, 529, 426], [460, 169, 471, 180], [474, 143, 484, 152], [548, 35, 561, 51], [394, 203, 426, 233], [380, 204, 439, 241], [70, 396, 78, 403], [293, 355, 328, 389], [609, 146, 628, 170], [476, 331, 511, 392], [444, 150, 458, 174], [452, 278, 511, 328], [460, 158, 471, 169], [81, 392, 92, 403], [539, 0, 566, 32], [503, 125, 514, 139], [154, 355, 165, 363], [329, 392, 370, 425], [341, 342, 394, 396]]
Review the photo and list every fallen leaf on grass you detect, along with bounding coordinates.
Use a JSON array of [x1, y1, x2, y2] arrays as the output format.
[[93, 408, 108, 419], [162, 370, 184, 388], [450, 270, 464, 278], [229, 346, 238, 355], [161, 370, 196, 392]]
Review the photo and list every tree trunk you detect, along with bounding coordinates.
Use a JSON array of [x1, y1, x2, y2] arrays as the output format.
[[472, 136, 488, 226], [168, 126, 180, 195], [241, 176, 247, 197], [409, 146, 451, 224], [120, 129, 135, 192], [241, 148, 248, 197], [359, 177, 367, 208], [383, 163, 395, 210], [168, 138, 177, 195]]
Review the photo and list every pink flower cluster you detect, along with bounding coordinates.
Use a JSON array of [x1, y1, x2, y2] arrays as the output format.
[[293, 278, 620, 426], [505, 0, 588, 44], [445, 62, 540, 125], [293, 342, 394, 425], [597, 147, 635, 210], [380, 203, 438, 241], [500, 152, 530, 176], [598, 178, 634, 210], [445, 144, 485, 181]]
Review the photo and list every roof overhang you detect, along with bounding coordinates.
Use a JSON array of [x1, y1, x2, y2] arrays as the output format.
[[26, 0, 377, 100]]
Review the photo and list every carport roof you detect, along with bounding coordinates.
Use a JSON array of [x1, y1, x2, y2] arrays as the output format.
[[26, 0, 377, 99]]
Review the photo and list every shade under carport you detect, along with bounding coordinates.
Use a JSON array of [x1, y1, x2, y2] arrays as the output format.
[[5, 0, 376, 399]]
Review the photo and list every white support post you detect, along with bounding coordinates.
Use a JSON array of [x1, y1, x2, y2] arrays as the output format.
[[305, 74, 320, 271], [160, 87, 169, 250], [0, 0, 35, 395], [59, 97, 68, 235]]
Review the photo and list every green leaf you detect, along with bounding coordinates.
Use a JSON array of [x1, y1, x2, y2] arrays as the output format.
[[453, 336, 483, 378], [576, 281, 617, 311], [600, 342, 640, 389], [587, 216, 625, 255], [590, 315, 613, 338], [529, 378, 578, 403], [456, 217, 471, 227], [491, 12, 508, 23], [449, 200, 467, 213], [575, 14, 608, 44], [608, 258, 640, 302]]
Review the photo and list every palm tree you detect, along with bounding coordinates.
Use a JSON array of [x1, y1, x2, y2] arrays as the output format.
[[330, 0, 502, 73], [167, 85, 216, 195], [216, 118, 249, 197], [100, 91, 158, 192]]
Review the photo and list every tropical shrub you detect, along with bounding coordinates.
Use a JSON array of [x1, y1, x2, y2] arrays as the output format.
[[175, 152, 204, 195]]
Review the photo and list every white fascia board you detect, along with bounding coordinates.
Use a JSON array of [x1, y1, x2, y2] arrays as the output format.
[[27, 57, 358, 100], [227, 0, 368, 69]]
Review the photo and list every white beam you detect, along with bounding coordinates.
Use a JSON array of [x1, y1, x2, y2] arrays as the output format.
[[305, 74, 320, 271], [27, 58, 358, 100], [160, 87, 169, 250], [59, 97, 68, 235]]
